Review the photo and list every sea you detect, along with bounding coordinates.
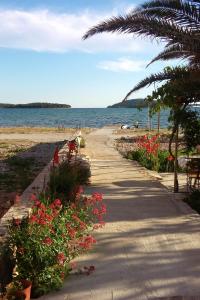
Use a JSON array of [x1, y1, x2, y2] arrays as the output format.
[[0, 107, 199, 128]]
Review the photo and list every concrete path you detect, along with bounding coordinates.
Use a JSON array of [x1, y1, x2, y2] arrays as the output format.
[[42, 128, 200, 300]]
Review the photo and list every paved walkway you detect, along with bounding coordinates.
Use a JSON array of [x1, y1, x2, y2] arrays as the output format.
[[42, 128, 200, 300]]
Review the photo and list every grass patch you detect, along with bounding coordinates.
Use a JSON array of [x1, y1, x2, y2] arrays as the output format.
[[0, 157, 37, 192]]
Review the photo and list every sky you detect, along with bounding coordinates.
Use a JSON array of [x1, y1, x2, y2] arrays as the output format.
[[0, 0, 178, 108]]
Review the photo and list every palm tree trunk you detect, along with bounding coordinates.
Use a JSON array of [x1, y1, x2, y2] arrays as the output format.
[[174, 126, 179, 193]]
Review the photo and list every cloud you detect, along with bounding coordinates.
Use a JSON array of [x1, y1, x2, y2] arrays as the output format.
[[98, 57, 148, 72], [0, 8, 161, 54]]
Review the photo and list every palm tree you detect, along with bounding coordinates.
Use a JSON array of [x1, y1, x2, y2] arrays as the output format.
[[83, 0, 200, 97], [83, 1, 200, 193]]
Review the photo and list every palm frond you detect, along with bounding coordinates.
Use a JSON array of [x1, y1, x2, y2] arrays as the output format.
[[136, 0, 200, 28], [123, 67, 192, 100], [147, 44, 194, 66], [83, 13, 199, 49]]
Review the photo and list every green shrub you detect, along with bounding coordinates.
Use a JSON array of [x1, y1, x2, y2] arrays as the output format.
[[48, 161, 91, 203], [127, 149, 174, 172], [7, 192, 105, 297]]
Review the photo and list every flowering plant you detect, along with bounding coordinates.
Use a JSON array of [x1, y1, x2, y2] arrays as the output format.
[[137, 134, 160, 171], [48, 160, 91, 204], [7, 191, 106, 297]]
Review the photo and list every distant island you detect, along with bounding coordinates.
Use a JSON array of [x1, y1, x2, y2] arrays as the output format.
[[108, 99, 151, 108], [0, 102, 71, 108]]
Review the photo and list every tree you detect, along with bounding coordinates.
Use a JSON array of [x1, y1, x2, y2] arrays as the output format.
[[83, 0, 200, 192], [146, 78, 200, 192], [83, 0, 200, 98]]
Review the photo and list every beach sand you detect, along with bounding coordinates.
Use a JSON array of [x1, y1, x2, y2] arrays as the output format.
[[0, 127, 93, 218]]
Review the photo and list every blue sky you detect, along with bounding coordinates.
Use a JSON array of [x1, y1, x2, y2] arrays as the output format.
[[0, 0, 177, 107]]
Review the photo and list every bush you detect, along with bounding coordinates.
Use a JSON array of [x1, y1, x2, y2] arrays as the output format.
[[126, 149, 174, 172], [7, 192, 106, 297], [48, 161, 91, 203], [184, 190, 200, 214]]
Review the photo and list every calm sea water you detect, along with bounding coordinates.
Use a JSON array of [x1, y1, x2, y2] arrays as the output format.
[[0, 107, 197, 128]]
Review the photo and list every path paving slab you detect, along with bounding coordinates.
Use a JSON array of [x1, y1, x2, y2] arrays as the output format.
[[41, 128, 200, 300]]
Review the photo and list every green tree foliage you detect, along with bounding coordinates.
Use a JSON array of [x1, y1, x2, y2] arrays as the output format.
[[83, 0, 200, 99]]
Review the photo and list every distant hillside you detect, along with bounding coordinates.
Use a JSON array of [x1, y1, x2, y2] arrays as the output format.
[[0, 102, 71, 108], [108, 99, 149, 108]]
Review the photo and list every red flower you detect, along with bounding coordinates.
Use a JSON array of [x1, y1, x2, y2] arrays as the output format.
[[167, 155, 174, 161], [100, 204, 107, 214], [34, 200, 41, 207], [57, 252, 66, 265], [29, 214, 38, 223], [79, 235, 96, 250], [72, 214, 81, 223], [43, 237, 53, 245], [68, 228, 76, 239], [53, 146, 59, 166], [79, 221, 86, 230], [92, 192, 103, 202], [13, 218, 21, 226], [92, 208, 99, 216], [38, 219, 47, 225], [30, 194, 37, 201], [68, 141, 76, 152], [53, 199, 62, 207]]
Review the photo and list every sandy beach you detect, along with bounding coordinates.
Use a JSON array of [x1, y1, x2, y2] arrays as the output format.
[[0, 126, 186, 219], [0, 127, 93, 218]]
